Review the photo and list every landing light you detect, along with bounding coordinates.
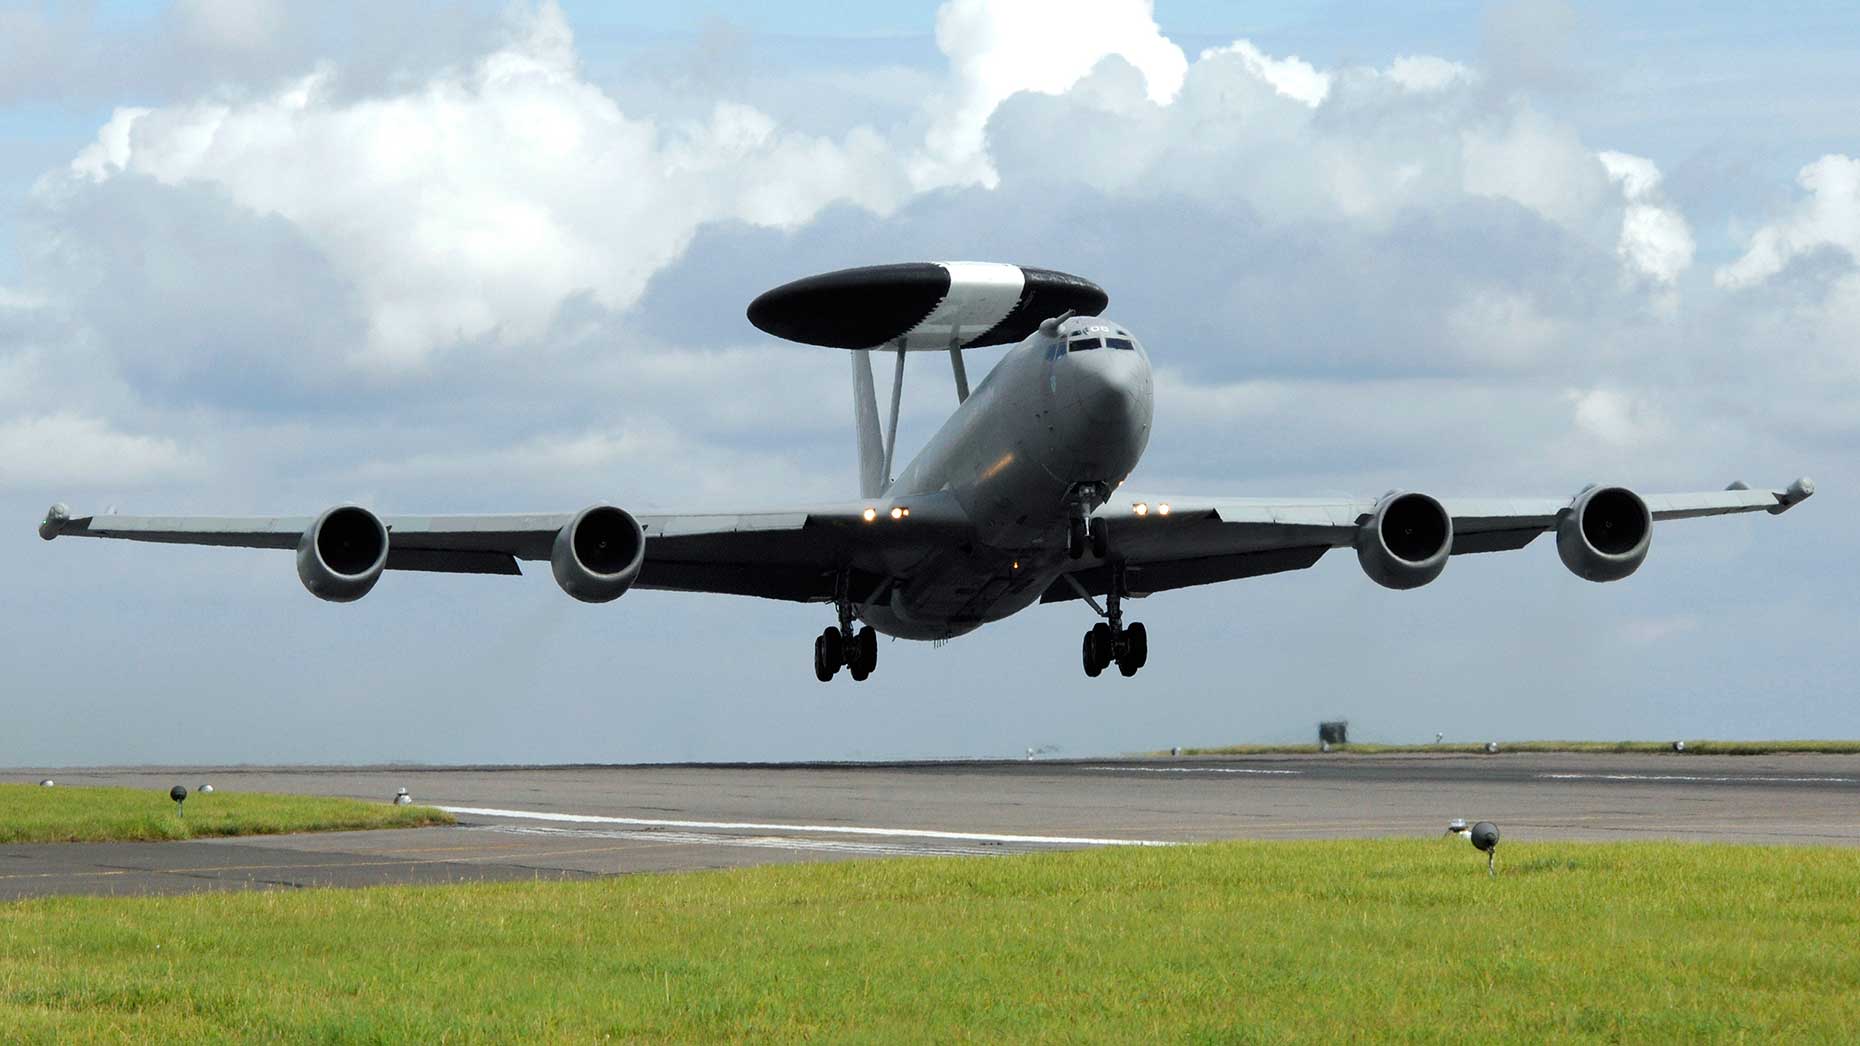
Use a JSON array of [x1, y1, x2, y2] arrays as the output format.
[[890, 506, 904, 520], [1157, 503, 1172, 517], [1134, 502, 1149, 516], [862, 507, 877, 523]]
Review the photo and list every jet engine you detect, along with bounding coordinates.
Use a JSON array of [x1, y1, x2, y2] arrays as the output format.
[[551, 505, 645, 603], [296, 505, 389, 602], [1356, 491, 1452, 590], [1557, 485, 1651, 582]]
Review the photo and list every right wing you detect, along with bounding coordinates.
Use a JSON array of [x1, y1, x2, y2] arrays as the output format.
[[1044, 479, 1816, 602]]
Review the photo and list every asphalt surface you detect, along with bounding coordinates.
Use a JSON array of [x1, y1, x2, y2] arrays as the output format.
[[6, 752, 1859, 899]]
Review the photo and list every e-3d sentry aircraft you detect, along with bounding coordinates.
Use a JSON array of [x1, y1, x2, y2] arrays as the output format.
[[40, 262, 1815, 682]]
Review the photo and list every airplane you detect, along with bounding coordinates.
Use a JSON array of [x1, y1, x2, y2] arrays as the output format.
[[39, 261, 1816, 682]]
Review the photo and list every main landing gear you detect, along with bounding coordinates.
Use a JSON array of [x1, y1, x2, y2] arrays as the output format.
[[814, 574, 878, 682], [1080, 560, 1147, 678]]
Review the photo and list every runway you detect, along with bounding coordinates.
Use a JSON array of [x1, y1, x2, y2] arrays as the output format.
[[6, 752, 1858, 899]]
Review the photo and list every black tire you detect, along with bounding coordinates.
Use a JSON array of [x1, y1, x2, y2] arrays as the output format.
[[813, 635, 835, 682], [1123, 621, 1148, 671], [1068, 516, 1087, 560], [1082, 632, 1102, 677], [857, 626, 878, 674], [822, 626, 842, 667], [849, 664, 870, 682], [1088, 622, 1112, 672], [1089, 517, 1109, 559]]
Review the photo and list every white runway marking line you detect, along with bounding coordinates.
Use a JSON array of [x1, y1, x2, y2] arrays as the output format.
[[435, 806, 1173, 848], [471, 824, 1004, 859], [1081, 766, 1301, 776], [1538, 772, 1859, 784]]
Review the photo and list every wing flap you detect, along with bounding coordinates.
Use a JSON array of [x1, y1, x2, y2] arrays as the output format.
[[1043, 546, 1329, 603]]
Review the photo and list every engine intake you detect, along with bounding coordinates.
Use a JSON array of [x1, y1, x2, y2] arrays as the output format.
[[1356, 491, 1452, 590], [296, 505, 389, 602], [1557, 485, 1651, 582], [552, 505, 645, 603]]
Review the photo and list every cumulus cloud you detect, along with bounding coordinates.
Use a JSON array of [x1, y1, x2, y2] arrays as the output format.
[[58, 4, 910, 371], [1717, 154, 1860, 288], [1565, 387, 1669, 448], [917, 0, 1187, 187], [0, 413, 198, 491], [1598, 150, 1695, 284], [1197, 40, 1331, 107]]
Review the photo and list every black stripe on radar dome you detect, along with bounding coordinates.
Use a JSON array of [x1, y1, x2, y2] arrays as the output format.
[[746, 263, 951, 348], [970, 266, 1109, 347]]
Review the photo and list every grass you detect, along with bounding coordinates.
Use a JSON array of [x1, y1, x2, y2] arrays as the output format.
[[1166, 739, 1860, 756], [3, 839, 1858, 1041], [0, 784, 453, 844]]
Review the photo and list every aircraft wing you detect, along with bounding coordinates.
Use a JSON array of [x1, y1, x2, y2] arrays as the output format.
[[1044, 479, 1816, 602], [40, 491, 975, 604]]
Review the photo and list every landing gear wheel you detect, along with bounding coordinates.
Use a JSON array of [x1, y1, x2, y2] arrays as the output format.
[[1082, 631, 1103, 677], [1117, 621, 1147, 676], [1089, 517, 1110, 560], [856, 626, 878, 675], [813, 632, 838, 682], [1068, 516, 1088, 560], [1086, 622, 1113, 676]]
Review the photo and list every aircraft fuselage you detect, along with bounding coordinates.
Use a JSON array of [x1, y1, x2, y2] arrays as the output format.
[[861, 317, 1153, 639]]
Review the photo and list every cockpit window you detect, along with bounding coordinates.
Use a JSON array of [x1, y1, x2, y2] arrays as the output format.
[[1068, 337, 1102, 352], [1105, 337, 1135, 351]]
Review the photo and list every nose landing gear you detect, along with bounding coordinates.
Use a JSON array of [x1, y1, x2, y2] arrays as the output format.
[[1077, 561, 1147, 677], [1065, 483, 1112, 560]]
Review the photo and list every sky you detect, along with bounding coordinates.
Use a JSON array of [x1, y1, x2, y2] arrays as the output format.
[[2, 1, 1855, 766]]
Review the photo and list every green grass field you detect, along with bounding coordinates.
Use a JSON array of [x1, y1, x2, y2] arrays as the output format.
[[3, 839, 1856, 1041], [0, 784, 452, 843], [1169, 739, 1860, 756]]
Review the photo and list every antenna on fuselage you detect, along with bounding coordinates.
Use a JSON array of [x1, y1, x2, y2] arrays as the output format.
[[1038, 310, 1076, 338]]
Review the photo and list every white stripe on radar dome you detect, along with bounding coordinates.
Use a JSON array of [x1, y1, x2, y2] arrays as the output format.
[[897, 261, 1025, 349], [435, 805, 1173, 847]]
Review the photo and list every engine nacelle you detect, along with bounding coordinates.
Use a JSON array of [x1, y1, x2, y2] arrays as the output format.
[[296, 505, 389, 602], [552, 505, 645, 603], [1356, 491, 1452, 590], [1557, 485, 1651, 582]]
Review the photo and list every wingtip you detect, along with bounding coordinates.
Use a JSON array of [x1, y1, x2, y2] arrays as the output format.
[[1770, 477, 1815, 514], [39, 502, 71, 541]]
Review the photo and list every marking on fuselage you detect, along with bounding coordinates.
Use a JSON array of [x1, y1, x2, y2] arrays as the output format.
[[435, 806, 1173, 847]]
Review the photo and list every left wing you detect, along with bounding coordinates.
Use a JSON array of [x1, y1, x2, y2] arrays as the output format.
[[1045, 478, 1816, 602], [39, 491, 974, 604]]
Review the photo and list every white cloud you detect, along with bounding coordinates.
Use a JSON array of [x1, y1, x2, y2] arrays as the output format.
[[0, 413, 199, 491], [1386, 55, 1474, 93], [1718, 154, 1860, 288], [57, 4, 911, 371], [1598, 150, 1695, 284], [1461, 109, 1608, 228], [171, 0, 287, 53], [1197, 40, 1331, 107], [1565, 387, 1668, 447], [917, 0, 1187, 188], [1448, 290, 1565, 368]]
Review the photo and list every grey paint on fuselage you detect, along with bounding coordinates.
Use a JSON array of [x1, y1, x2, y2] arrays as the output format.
[[862, 317, 1153, 639]]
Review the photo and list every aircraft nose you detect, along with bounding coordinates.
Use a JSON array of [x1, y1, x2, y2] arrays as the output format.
[[1069, 352, 1141, 424]]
